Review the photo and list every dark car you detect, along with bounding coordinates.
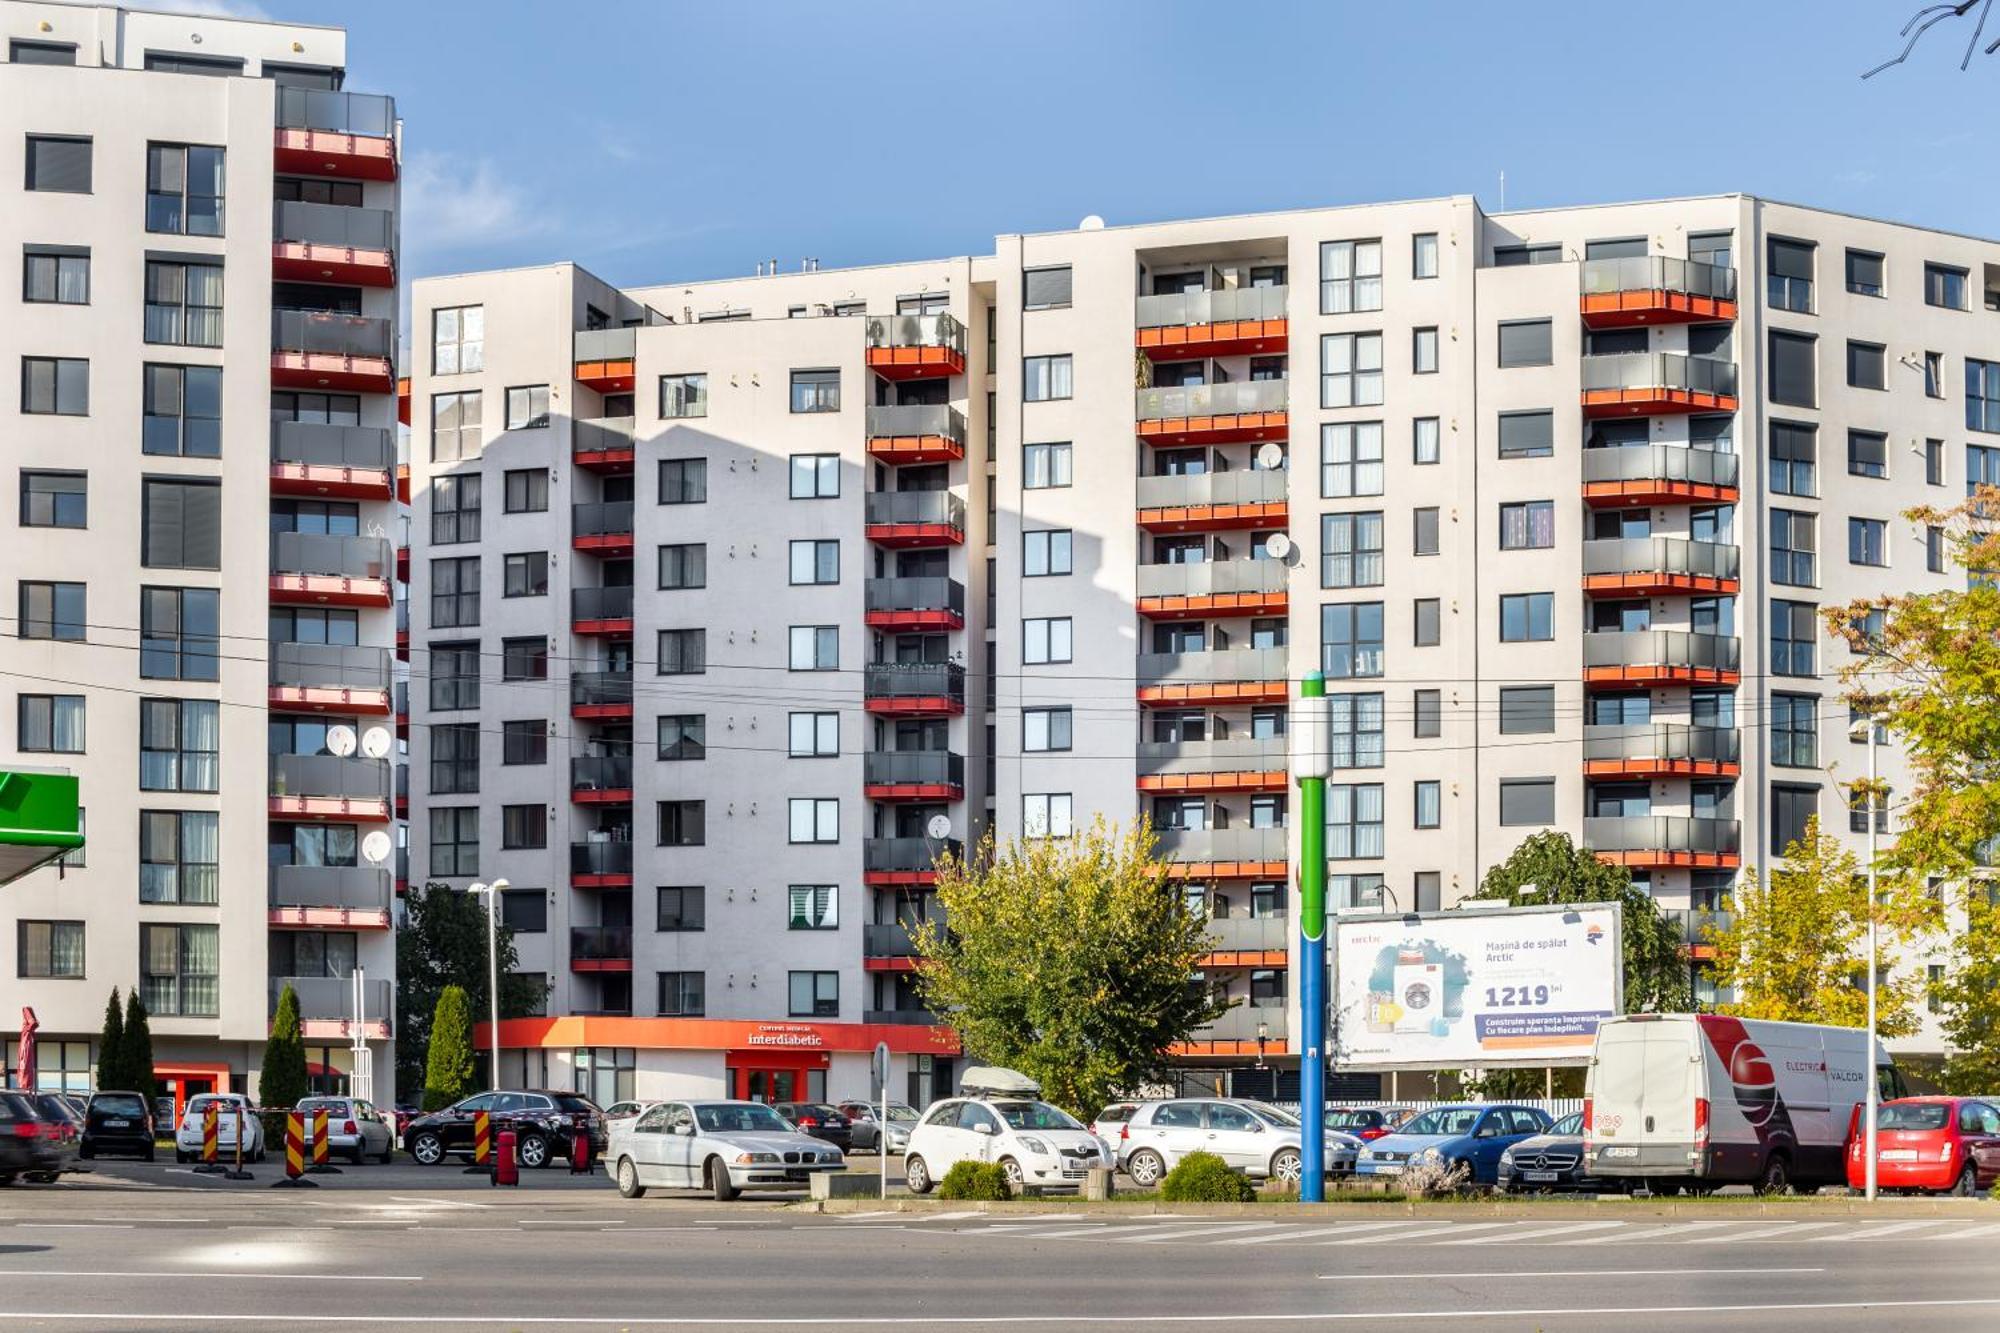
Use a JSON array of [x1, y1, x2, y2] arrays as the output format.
[[0, 1091, 63, 1185], [80, 1091, 156, 1161], [28, 1093, 82, 1175], [1498, 1112, 1605, 1193], [404, 1090, 607, 1168], [773, 1102, 854, 1152], [1327, 1107, 1412, 1141]]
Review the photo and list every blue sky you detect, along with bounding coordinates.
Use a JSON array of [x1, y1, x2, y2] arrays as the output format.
[[249, 0, 1997, 286]]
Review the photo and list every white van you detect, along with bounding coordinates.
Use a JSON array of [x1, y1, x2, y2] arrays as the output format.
[[1583, 1014, 1904, 1194]]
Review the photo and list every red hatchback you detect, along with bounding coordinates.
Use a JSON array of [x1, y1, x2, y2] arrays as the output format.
[[1846, 1096, 2000, 1195]]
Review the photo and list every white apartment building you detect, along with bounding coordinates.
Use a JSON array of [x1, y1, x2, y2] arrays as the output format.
[[414, 192, 1996, 1102], [0, 2, 404, 1111]]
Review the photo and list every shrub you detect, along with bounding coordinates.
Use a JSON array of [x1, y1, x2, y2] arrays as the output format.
[[1397, 1156, 1472, 1198], [939, 1160, 1013, 1201], [1158, 1150, 1255, 1203]]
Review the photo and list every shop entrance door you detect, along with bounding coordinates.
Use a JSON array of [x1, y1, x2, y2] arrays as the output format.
[[726, 1051, 830, 1104]]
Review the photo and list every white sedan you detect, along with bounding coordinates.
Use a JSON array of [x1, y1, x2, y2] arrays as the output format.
[[609, 1100, 845, 1201], [173, 1093, 265, 1163]]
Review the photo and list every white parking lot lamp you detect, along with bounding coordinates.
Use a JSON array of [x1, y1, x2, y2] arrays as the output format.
[[469, 879, 508, 1091], [1851, 715, 1886, 1202]]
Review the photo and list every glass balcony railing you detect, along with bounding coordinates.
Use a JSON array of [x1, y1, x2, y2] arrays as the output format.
[[1582, 444, 1740, 489], [1581, 256, 1738, 302], [574, 417, 635, 454], [272, 310, 393, 360], [571, 671, 634, 708], [571, 755, 633, 792], [1152, 826, 1287, 864], [270, 753, 390, 801], [1584, 816, 1741, 857], [395, 599, 409, 633], [1582, 537, 1740, 582], [571, 926, 633, 963], [271, 421, 394, 471], [570, 841, 634, 877], [864, 919, 945, 959], [1583, 630, 1740, 675], [1137, 646, 1288, 687], [1136, 559, 1287, 600], [269, 864, 391, 915], [572, 586, 635, 621], [863, 751, 966, 789], [865, 577, 965, 617], [1583, 723, 1741, 767], [269, 641, 391, 694], [1581, 352, 1737, 398], [574, 328, 637, 363], [1136, 379, 1288, 421], [271, 976, 393, 1025], [1199, 1004, 1289, 1042], [864, 837, 963, 874], [1137, 737, 1288, 777], [274, 87, 395, 137], [865, 491, 967, 531], [865, 312, 965, 355], [1136, 469, 1289, 510], [271, 532, 392, 582], [864, 662, 966, 704], [865, 404, 967, 443], [864, 1008, 940, 1026], [1205, 913, 1291, 953], [272, 200, 394, 250], [1662, 907, 1736, 944], [573, 500, 635, 537], [1136, 285, 1288, 329]]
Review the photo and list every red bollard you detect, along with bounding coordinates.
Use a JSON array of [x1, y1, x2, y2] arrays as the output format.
[[492, 1127, 519, 1187], [570, 1112, 592, 1176]]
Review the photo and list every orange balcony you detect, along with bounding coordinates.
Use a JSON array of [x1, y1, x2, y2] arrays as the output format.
[[1136, 380, 1288, 446], [1580, 353, 1737, 419], [1136, 286, 1288, 360], [1582, 444, 1739, 508], [271, 311, 395, 395], [572, 500, 635, 558], [1136, 648, 1288, 709], [865, 404, 967, 464], [863, 751, 965, 802], [1136, 560, 1287, 621], [268, 533, 394, 608], [1137, 739, 1287, 795], [865, 314, 965, 381], [270, 422, 395, 502], [574, 416, 636, 474], [1581, 537, 1740, 598], [865, 491, 966, 548], [1579, 256, 1738, 329], [1136, 470, 1288, 534], [574, 328, 636, 393], [1154, 827, 1288, 882], [1583, 630, 1741, 690], [864, 578, 965, 632], [1583, 724, 1741, 780], [1171, 1005, 1287, 1058], [864, 664, 967, 717], [1199, 914, 1291, 969], [1585, 816, 1741, 871]]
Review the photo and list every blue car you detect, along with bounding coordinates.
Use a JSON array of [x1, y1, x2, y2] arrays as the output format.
[[1354, 1103, 1553, 1185]]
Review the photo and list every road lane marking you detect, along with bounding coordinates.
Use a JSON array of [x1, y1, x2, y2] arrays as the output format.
[[1447, 1220, 1628, 1244], [517, 1219, 626, 1226], [0, 1271, 422, 1283], [1343, 1223, 1512, 1244], [1697, 1221, 1847, 1244], [1573, 1221, 1744, 1244], [1107, 1221, 1287, 1243], [13, 1224, 131, 1230], [912, 1211, 986, 1222], [1319, 1267, 1823, 1281], [1217, 1222, 1413, 1245], [1816, 1220, 1943, 1242], [1016, 1224, 1114, 1238], [91, 1217, 208, 1224], [833, 1211, 897, 1219], [387, 1196, 488, 1209]]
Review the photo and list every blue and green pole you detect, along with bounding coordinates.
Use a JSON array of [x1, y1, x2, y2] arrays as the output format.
[[1292, 671, 1330, 1202]]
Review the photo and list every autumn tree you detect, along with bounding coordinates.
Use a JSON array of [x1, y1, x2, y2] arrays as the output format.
[[396, 883, 543, 1093], [1931, 888, 2000, 1094], [912, 818, 1224, 1116]]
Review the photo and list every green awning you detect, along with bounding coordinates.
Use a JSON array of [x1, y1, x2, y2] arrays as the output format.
[[0, 771, 83, 887]]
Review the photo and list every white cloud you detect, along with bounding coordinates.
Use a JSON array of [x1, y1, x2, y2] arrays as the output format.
[[149, 0, 274, 18], [400, 151, 556, 261]]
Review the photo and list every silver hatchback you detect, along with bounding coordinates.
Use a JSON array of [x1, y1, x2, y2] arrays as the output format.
[[1120, 1098, 1358, 1188]]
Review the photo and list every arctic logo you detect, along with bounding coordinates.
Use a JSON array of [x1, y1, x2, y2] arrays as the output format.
[[1584, 924, 1605, 946]]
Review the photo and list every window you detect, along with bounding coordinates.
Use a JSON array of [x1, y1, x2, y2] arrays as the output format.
[[1328, 693, 1385, 767], [1847, 785, 1886, 834], [501, 804, 547, 850], [1319, 240, 1383, 313], [1500, 592, 1554, 642], [658, 543, 708, 590], [141, 260, 222, 348], [430, 556, 480, 627], [1927, 438, 1946, 487], [415, 474, 481, 544], [1321, 511, 1384, 587], [20, 471, 85, 528], [23, 247, 88, 304], [135, 364, 219, 459], [1023, 266, 1072, 310], [17, 694, 83, 753], [1496, 319, 1552, 368], [1023, 617, 1073, 665], [1771, 599, 1818, 677], [1409, 507, 1441, 556], [658, 627, 707, 674], [1022, 355, 1073, 402], [139, 698, 217, 792], [1928, 524, 1947, 574], [789, 539, 839, 586], [1499, 685, 1555, 735], [502, 719, 546, 766], [1497, 410, 1553, 459], [788, 971, 839, 1018], [1500, 778, 1556, 826], [1845, 249, 1884, 296], [1846, 340, 1886, 391], [499, 889, 545, 934], [1412, 233, 1439, 279], [144, 144, 224, 236], [429, 642, 480, 711], [139, 587, 218, 680], [1413, 598, 1440, 647], [505, 384, 549, 431], [10, 40, 77, 64], [789, 454, 839, 499], [659, 373, 707, 419], [1023, 529, 1072, 577], [428, 722, 479, 794], [658, 459, 705, 505], [1769, 331, 1817, 408], [17, 921, 84, 980], [432, 305, 483, 375], [1319, 332, 1384, 407], [1767, 238, 1814, 312], [1023, 792, 1074, 838], [1499, 501, 1553, 550], [1771, 784, 1818, 855], [427, 808, 477, 877], [789, 711, 838, 758], [140, 478, 220, 570], [19, 581, 85, 642], [1492, 243, 1561, 267], [1771, 693, 1818, 768], [1849, 517, 1887, 567], [1770, 420, 1817, 497], [140, 924, 217, 1018], [1320, 421, 1384, 497], [790, 368, 841, 413], [1024, 706, 1072, 752], [431, 390, 482, 463], [1327, 784, 1385, 858], [139, 810, 218, 904], [658, 971, 705, 1016], [1414, 781, 1442, 830], [1413, 416, 1440, 465], [1926, 351, 1945, 399], [503, 551, 547, 598], [1925, 262, 1969, 310], [658, 886, 705, 932], [786, 884, 838, 931], [657, 714, 705, 761], [788, 625, 837, 671], [1412, 326, 1439, 374], [24, 135, 90, 193], [658, 800, 706, 847], [1321, 602, 1385, 678], [1970, 360, 2000, 434], [1023, 442, 1073, 489], [1414, 689, 1441, 738], [1770, 509, 1817, 585], [21, 356, 87, 415]]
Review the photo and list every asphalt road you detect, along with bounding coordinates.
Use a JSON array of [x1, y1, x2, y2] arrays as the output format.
[[2, 1165, 1996, 1329]]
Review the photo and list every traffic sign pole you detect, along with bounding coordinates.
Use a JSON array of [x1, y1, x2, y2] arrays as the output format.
[[1292, 671, 1331, 1203]]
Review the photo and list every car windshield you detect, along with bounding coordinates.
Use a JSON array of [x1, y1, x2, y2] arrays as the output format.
[[1399, 1107, 1483, 1137], [186, 1095, 240, 1115], [1878, 1103, 1950, 1131], [1245, 1101, 1300, 1128], [885, 1104, 920, 1123], [299, 1099, 345, 1114], [1549, 1112, 1583, 1136], [1327, 1110, 1376, 1129], [93, 1094, 148, 1116], [992, 1101, 1082, 1131], [554, 1094, 599, 1114], [693, 1103, 791, 1135]]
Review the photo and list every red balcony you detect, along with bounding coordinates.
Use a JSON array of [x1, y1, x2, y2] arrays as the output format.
[[1154, 828, 1288, 883], [268, 754, 391, 824], [271, 311, 395, 395], [1583, 630, 1741, 690], [864, 578, 965, 632], [1135, 466, 1288, 535], [272, 201, 395, 288], [572, 501, 635, 558], [571, 842, 633, 889], [1136, 381, 1288, 446], [863, 752, 965, 802], [865, 491, 966, 549], [572, 587, 635, 636], [865, 314, 965, 381], [1581, 444, 1739, 509], [1583, 724, 1741, 781], [1581, 538, 1740, 598], [574, 417, 636, 474], [1579, 256, 1738, 330], [1586, 816, 1741, 871], [270, 422, 394, 502], [1136, 287, 1288, 361], [571, 756, 634, 806], [1136, 561, 1287, 622], [268, 643, 393, 717], [1136, 647, 1288, 709], [268, 533, 394, 609], [866, 405, 967, 465], [1136, 739, 1288, 796], [396, 377, 410, 427], [571, 926, 634, 973], [1580, 353, 1737, 419], [864, 664, 966, 717], [571, 672, 634, 721], [864, 837, 963, 888]]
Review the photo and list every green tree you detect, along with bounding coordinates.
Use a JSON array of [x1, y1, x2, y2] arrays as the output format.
[[259, 984, 310, 1111], [395, 882, 543, 1094], [423, 984, 477, 1112], [95, 988, 127, 1092], [1930, 889, 2000, 1094], [911, 818, 1225, 1117], [122, 990, 158, 1106]]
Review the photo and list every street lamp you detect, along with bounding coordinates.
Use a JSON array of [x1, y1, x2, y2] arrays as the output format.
[[467, 878, 509, 1092], [1850, 712, 1888, 1202]]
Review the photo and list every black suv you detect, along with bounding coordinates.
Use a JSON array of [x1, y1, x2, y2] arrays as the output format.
[[0, 1091, 63, 1184], [404, 1090, 606, 1168], [773, 1102, 854, 1152], [80, 1091, 156, 1161]]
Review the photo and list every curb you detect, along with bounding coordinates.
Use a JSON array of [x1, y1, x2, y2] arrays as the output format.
[[794, 1194, 1999, 1220]]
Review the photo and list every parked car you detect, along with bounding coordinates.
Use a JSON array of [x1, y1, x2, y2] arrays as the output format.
[[609, 1099, 846, 1201], [1089, 1101, 1141, 1151], [174, 1093, 264, 1163], [1117, 1098, 1359, 1188], [1846, 1096, 2000, 1196], [0, 1091, 64, 1185], [903, 1068, 1114, 1194], [1498, 1112, 1606, 1193], [27, 1093, 82, 1176], [772, 1102, 854, 1153], [835, 1100, 918, 1153], [80, 1090, 156, 1161], [296, 1096, 396, 1164], [603, 1100, 652, 1125], [403, 1090, 606, 1168], [1356, 1103, 1552, 1185], [1327, 1107, 1411, 1141], [391, 1103, 419, 1144]]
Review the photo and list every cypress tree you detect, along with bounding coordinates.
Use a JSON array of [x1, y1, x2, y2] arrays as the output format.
[[122, 990, 159, 1106], [422, 984, 476, 1111], [259, 984, 310, 1111], [95, 988, 127, 1091]]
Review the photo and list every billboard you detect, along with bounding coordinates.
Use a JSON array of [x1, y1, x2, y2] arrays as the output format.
[[1331, 902, 1623, 1070]]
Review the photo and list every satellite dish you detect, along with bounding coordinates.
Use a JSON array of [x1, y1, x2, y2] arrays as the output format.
[[1256, 442, 1286, 470], [926, 814, 953, 841], [360, 726, 393, 760], [324, 725, 358, 757], [1264, 533, 1294, 561], [360, 830, 392, 865], [1079, 214, 1105, 231]]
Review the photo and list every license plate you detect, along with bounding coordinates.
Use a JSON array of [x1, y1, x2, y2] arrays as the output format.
[[104, 1119, 129, 1128], [1372, 1163, 1403, 1175], [1523, 1170, 1559, 1182], [1603, 1146, 1638, 1159], [1880, 1150, 1918, 1162]]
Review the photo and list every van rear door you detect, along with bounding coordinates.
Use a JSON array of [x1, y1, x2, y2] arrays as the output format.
[[1591, 1018, 1698, 1147]]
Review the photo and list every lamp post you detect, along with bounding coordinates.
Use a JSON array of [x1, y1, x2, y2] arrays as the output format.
[[468, 878, 509, 1091], [1854, 713, 1887, 1201], [1291, 671, 1332, 1203]]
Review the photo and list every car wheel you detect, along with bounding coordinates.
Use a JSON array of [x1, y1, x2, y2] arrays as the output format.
[[378, 1146, 394, 1165], [1271, 1148, 1303, 1187], [708, 1156, 739, 1202], [77, 1143, 93, 1161], [409, 1131, 445, 1166], [175, 1149, 190, 1165], [1951, 1164, 1978, 1197], [144, 1145, 156, 1163], [1126, 1149, 1166, 1187], [616, 1156, 647, 1199], [1755, 1153, 1791, 1196], [517, 1133, 550, 1169], [997, 1156, 1025, 1188], [905, 1155, 934, 1195]]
